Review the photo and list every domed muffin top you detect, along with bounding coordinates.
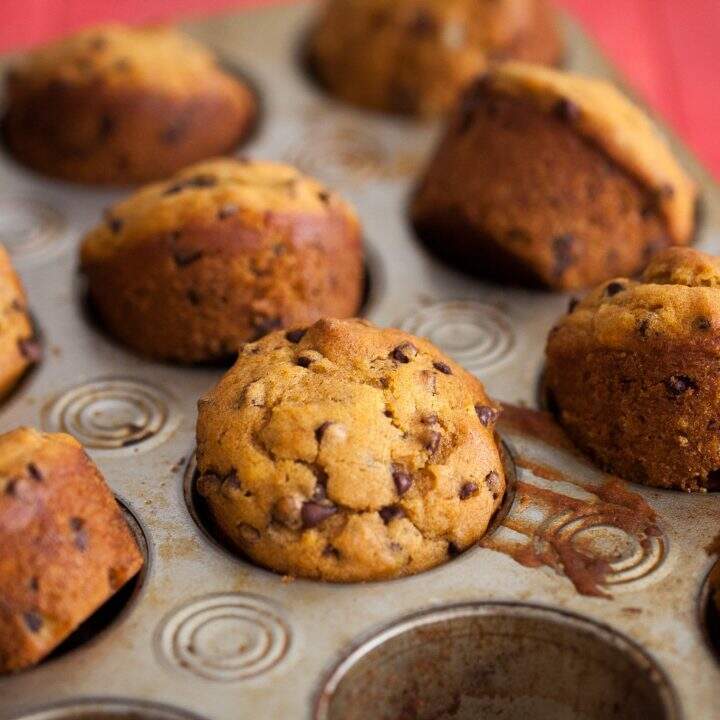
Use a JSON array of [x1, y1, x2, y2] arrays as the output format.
[[549, 247, 720, 353], [9, 23, 231, 95], [81, 159, 358, 262], [476, 62, 697, 245]]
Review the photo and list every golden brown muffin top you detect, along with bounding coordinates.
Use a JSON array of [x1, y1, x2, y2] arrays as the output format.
[[0, 428, 80, 488], [488, 62, 697, 245], [81, 159, 359, 263], [549, 248, 720, 354], [196, 318, 504, 558], [9, 23, 229, 95], [315, 0, 539, 48]]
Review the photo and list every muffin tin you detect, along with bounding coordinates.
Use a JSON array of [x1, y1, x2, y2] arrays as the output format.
[[0, 2, 718, 718]]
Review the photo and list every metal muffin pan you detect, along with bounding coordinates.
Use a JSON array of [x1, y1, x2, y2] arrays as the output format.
[[0, 2, 718, 718]]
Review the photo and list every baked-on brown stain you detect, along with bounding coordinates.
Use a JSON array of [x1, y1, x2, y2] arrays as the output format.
[[487, 404, 660, 598]]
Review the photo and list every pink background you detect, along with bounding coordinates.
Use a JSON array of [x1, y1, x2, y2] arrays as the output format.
[[1, 0, 718, 179]]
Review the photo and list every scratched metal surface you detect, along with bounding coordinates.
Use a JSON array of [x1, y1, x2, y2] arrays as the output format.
[[0, 2, 718, 718]]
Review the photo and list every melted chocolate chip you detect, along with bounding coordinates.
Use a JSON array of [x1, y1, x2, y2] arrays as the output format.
[[18, 337, 42, 363], [27, 463, 42, 482], [173, 247, 203, 267], [604, 281, 625, 297], [315, 422, 332, 442], [433, 361, 452, 375], [217, 203, 239, 220], [485, 470, 502, 498], [390, 342, 418, 363], [69, 517, 88, 551], [250, 315, 282, 341], [297, 356, 312, 368], [285, 328, 307, 344], [379, 505, 405, 524], [322, 544, 341, 559], [665, 375, 697, 397], [301, 501, 337, 528], [426, 430, 441, 454], [23, 611, 43, 633], [459, 482, 478, 500], [554, 98, 581, 123], [163, 174, 217, 196], [567, 297, 579, 313], [392, 467, 413, 496], [693, 316, 712, 332], [475, 404, 499, 427], [552, 234, 576, 278]]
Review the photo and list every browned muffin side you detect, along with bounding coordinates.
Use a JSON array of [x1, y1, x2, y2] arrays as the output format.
[[196, 318, 505, 582], [80, 159, 364, 363], [546, 247, 720, 492], [0, 428, 143, 672], [0, 245, 39, 397], [412, 63, 698, 290], [307, 0, 562, 117], [4, 24, 256, 185]]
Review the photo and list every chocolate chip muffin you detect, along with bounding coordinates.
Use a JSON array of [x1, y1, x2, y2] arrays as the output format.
[[0, 244, 39, 398], [545, 247, 720, 492], [80, 159, 364, 363], [307, 0, 561, 117], [0, 428, 144, 672], [3, 24, 256, 185], [196, 318, 505, 582], [412, 63, 698, 290]]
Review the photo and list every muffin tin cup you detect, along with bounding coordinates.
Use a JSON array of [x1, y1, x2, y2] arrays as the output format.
[[0, 2, 718, 719]]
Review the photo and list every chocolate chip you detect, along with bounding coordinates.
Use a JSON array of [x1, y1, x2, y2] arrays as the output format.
[[707, 469, 720, 491], [658, 183, 675, 200], [29, 576, 39, 592], [379, 505, 405, 524], [238, 523, 261, 544], [433, 361, 452, 375], [485, 470, 502, 498], [448, 541, 461, 557], [322, 544, 341, 559], [457, 76, 490, 133], [186, 289, 201, 306], [173, 247, 203, 267], [163, 174, 217, 196], [273, 496, 303, 530], [250, 315, 282, 341], [217, 203, 238, 220], [552, 234, 576, 277], [88, 36, 107, 51], [315, 422, 332, 442], [98, 114, 115, 140], [317, 191, 330, 204], [297, 356, 312, 368], [459, 482, 478, 500], [392, 467, 413, 496], [107, 216, 123, 234], [18, 337, 42, 363], [409, 9, 437, 34], [637, 317, 650, 338], [693, 316, 712, 331], [554, 98, 581, 123], [69, 517, 88, 551], [5, 479, 17, 496], [567, 297, 579, 313], [23, 611, 43, 633], [426, 430, 441, 454], [301, 501, 337, 528], [605, 281, 625, 297], [311, 473, 328, 501], [475, 404, 499, 427], [222, 470, 241, 491], [665, 375, 697, 397], [285, 328, 307, 344], [27, 463, 42, 482], [390, 342, 418, 363]]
